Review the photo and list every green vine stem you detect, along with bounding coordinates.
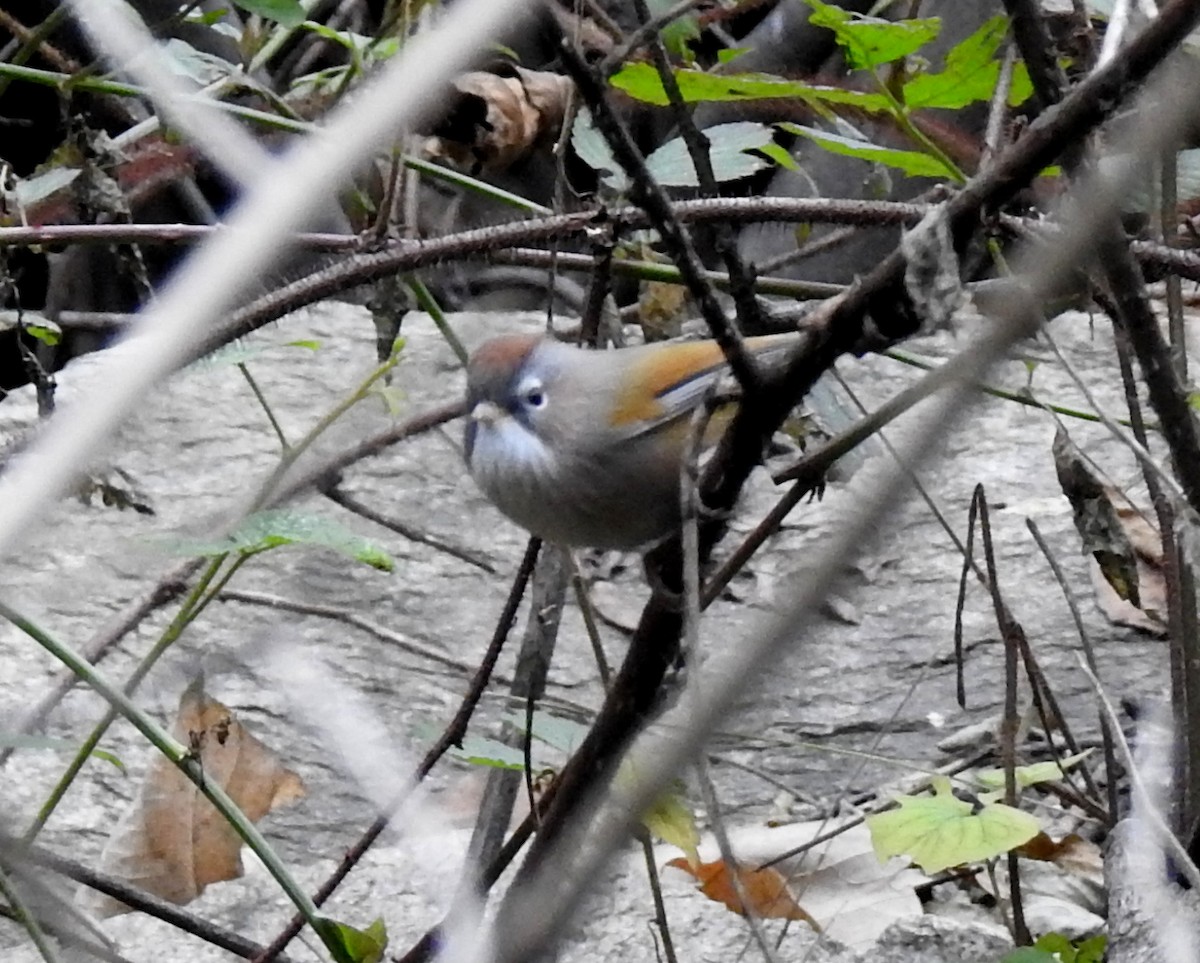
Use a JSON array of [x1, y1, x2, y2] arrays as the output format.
[[405, 274, 468, 364], [884, 348, 1130, 427]]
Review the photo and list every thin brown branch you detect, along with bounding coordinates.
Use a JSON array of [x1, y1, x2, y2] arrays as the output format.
[[11, 843, 298, 963]]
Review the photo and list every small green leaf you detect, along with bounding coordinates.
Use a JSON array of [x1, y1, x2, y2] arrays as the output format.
[[718, 47, 752, 65], [23, 321, 61, 347], [286, 339, 322, 351], [1002, 932, 1107, 963], [169, 509, 395, 571], [299, 20, 375, 55], [450, 735, 526, 770], [232, 0, 306, 27], [610, 62, 890, 111], [757, 141, 798, 171], [1072, 934, 1107, 963], [641, 784, 700, 869], [806, 0, 941, 70], [777, 123, 951, 178], [645, 122, 776, 186], [661, 14, 701, 61], [0, 733, 125, 772], [975, 751, 1092, 791], [184, 9, 228, 26], [866, 775, 1041, 873], [317, 917, 388, 963]]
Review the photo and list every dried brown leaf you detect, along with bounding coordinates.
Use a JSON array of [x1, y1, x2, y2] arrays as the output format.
[[1017, 832, 1104, 882], [1054, 427, 1166, 634], [667, 856, 820, 927], [88, 679, 305, 916], [424, 67, 573, 171]]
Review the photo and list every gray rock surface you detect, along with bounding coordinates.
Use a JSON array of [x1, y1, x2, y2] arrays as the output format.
[[0, 301, 1170, 961]]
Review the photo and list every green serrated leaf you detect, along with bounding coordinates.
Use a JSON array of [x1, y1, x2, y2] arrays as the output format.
[[610, 62, 891, 111], [902, 15, 1033, 110], [778, 123, 951, 177], [317, 916, 388, 963], [232, 0, 306, 27], [169, 509, 395, 571], [645, 122, 775, 186], [806, 0, 941, 70], [866, 775, 1041, 873], [23, 322, 61, 347], [641, 784, 700, 869]]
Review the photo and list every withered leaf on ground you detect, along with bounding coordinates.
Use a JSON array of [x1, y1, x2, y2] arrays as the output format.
[[86, 678, 305, 916], [1053, 427, 1166, 636], [423, 67, 574, 172], [666, 856, 820, 927]]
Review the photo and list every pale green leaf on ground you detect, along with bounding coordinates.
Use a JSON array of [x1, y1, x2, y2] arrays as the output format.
[[866, 775, 1041, 873], [516, 711, 588, 755], [317, 916, 388, 963], [777, 123, 950, 178], [975, 751, 1092, 791], [449, 734, 525, 771], [169, 509, 395, 571], [806, 0, 941, 70]]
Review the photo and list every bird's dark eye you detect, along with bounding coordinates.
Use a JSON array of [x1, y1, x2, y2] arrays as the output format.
[[515, 374, 547, 412]]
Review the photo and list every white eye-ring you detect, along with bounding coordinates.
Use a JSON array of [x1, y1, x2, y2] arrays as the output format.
[[518, 376, 547, 410]]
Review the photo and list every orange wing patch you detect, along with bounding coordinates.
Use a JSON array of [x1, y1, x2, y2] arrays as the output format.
[[609, 341, 729, 428]]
